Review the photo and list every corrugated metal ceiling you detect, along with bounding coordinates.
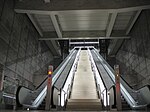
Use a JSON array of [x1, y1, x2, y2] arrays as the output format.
[[34, 14, 55, 32]]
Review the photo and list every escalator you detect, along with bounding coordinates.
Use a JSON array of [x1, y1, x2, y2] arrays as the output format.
[[91, 48, 150, 110], [16, 48, 79, 109]]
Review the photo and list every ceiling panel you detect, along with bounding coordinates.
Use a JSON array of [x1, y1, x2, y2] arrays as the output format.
[[113, 11, 135, 30], [58, 11, 109, 31], [34, 14, 55, 32], [63, 26, 106, 31]]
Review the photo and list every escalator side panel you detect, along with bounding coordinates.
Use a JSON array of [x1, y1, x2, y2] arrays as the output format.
[[91, 50, 114, 90], [54, 50, 78, 90]]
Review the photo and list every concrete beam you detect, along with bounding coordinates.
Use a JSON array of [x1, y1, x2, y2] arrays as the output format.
[[15, 0, 150, 13], [106, 13, 117, 37], [39, 36, 130, 40], [70, 42, 99, 45], [63, 30, 105, 38], [40, 30, 129, 40], [126, 10, 142, 35], [50, 14, 62, 38]]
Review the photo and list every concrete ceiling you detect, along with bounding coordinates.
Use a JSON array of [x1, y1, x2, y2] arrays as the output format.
[[15, 0, 150, 56]]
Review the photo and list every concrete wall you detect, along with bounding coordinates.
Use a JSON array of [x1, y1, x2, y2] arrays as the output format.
[[0, 0, 54, 102], [116, 10, 150, 89]]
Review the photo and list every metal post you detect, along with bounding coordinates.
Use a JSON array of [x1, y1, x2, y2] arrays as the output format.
[[108, 91, 111, 110], [114, 65, 122, 111], [106, 90, 108, 110], [45, 65, 53, 110]]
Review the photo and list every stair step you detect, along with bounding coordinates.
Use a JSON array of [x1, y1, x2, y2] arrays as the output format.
[[68, 99, 101, 102], [66, 99, 102, 111], [67, 105, 102, 111], [67, 102, 101, 105]]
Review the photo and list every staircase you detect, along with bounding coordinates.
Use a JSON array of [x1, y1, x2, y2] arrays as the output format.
[[66, 99, 102, 111], [121, 95, 131, 110]]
